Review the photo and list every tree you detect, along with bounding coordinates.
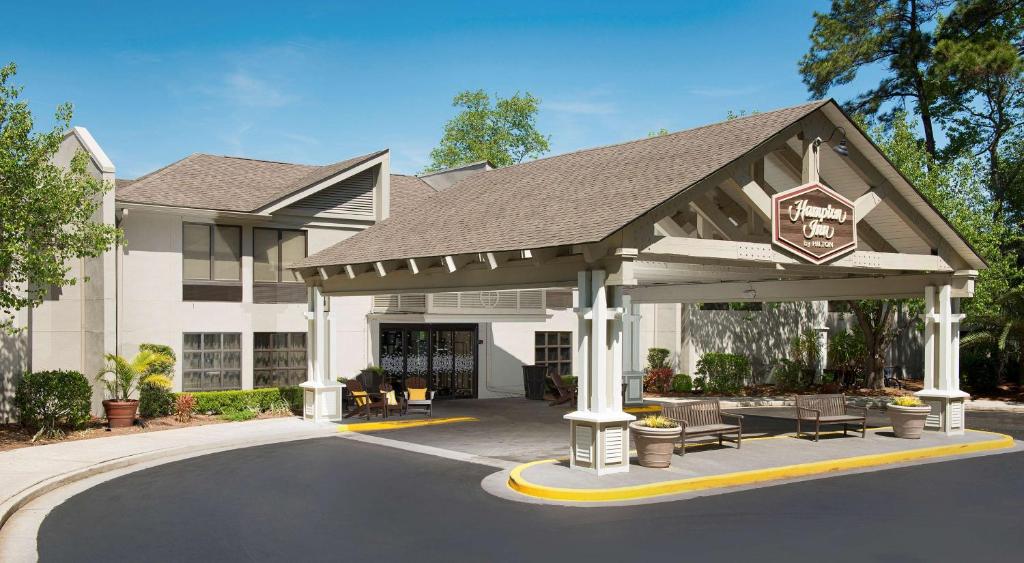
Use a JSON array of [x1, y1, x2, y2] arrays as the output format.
[[425, 90, 550, 172], [931, 0, 1024, 220], [0, 62, 121, 334], [847, 112, 1023, 387], [800, 0, 951, 156]]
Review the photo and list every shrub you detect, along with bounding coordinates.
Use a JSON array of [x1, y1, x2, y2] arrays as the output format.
[[221, 408, 259, 422], [694, 375, 707, 393], [670, 373, 693, 393], [646, 348, 671, 370], [696, 353, 749, 395], [180, 387, 302, 415], [175, 393, 196, 423], [637, 414, 678, 428], [771, 358, 811, 392], [15, 370, 93, 440], [139, 376, 174, 418], [138, 343, 176, 377], [278, 386, 303, 413], [643, 367, 674, 393], [960, 346, 999, 393]]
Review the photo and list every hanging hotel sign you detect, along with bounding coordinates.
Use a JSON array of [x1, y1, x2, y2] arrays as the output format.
[[771, 182, 857, 264]]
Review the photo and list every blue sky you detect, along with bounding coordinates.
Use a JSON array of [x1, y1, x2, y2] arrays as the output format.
[[3, 1, 870, 178]]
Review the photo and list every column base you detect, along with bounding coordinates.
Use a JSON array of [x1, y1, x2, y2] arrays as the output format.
[[915, 389, 969, 435], [300, 381, 345, 423], [564, 411, 636, 475]]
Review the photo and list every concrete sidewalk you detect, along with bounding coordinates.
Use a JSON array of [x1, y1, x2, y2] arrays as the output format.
[[504, 428, 1018, 505], [647, 395, 1024, 412], [0, 417, 335, 533]]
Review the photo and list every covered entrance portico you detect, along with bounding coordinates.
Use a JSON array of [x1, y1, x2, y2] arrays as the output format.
[[293, 99, 985, 474]]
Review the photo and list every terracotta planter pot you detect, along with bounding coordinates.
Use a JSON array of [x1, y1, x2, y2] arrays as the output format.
[[629, 421, 682, 468], [888, 404, 931, 439], [103, 399, 139, 428]]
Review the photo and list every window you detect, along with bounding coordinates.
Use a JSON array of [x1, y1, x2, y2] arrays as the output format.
[[253, 228, 308, 303], [254, 228, 307, 283], [182, 332, 242, 391], [535, 331, 572, 377], [183, 223, 242, 301], [254, 332, 307, 388]]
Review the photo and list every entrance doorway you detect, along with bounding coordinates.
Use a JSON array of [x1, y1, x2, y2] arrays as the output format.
[[379, 324, 478, 398]]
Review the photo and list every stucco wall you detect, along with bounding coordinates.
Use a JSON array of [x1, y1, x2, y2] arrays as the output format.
[[23, 132, 115, 416], [118, 209, 371, 393]]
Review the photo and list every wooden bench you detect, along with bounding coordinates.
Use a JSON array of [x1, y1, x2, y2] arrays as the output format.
[[662, 400, 743, 455], [795, 394, 867, 441]]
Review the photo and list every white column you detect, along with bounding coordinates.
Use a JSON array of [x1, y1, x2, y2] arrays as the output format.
[[574, 271, 592, 412], [300, 285, 344, 423], [565, 269, 635, 475], [621, 294, 644, 406], [916, 284, 968, 435], [812, 300, 829, 380]]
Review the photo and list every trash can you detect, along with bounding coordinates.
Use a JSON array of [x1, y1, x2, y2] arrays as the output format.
[[522, 365, 547, 400]]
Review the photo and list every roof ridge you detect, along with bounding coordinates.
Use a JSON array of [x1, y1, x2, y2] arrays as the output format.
[[197, 153, 318, 167], [471, 99, 830, 176]]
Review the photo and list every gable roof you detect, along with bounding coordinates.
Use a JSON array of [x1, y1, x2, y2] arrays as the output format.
[[116, 150, 386, 213], [389, 174, 438, 214], [297, 100, 832, 268]]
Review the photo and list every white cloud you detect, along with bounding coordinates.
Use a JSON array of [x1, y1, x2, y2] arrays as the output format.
[[219, 71, 295, 108]]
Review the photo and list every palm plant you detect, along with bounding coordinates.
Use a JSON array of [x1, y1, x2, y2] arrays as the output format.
[[96, 350, 173, 402], [961, 287, 1024, 382]]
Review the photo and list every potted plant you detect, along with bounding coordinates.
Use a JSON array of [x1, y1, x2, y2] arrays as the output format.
[[887, 396, 932, 439], [96, 350, 172, 428], [629, 415, 682, 468]]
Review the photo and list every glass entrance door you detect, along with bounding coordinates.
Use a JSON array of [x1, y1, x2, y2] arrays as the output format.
[[379, 324, 478, 398]]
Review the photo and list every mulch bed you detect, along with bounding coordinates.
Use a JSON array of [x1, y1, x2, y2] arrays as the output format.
[[0, 412, 293, 453]]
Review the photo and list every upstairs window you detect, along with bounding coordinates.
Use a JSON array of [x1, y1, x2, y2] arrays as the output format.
[[182, 223, 242, 301], [253, 228, 308, 303]]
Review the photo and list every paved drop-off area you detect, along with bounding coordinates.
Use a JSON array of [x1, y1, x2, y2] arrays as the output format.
[[35, 435, 1024, 562], [516, 428, 1012, 490]]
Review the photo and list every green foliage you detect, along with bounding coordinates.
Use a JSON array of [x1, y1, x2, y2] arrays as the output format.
[[828, 329, 866, 379], [696, 353, 749, 395], [790, 328, 822, 369], [138, 343, 175, 377], [14, 370, 92, 440], [182, 387, 301, 415], [646, 348, 671, 370], [139, 380, 174, 418], [221, 408, 258, 422], [670, 373, 693, 393], [772, 359, 811, 393], [693, 375, 707, 393], [96, 350, 173, 401], [426, 89, 550, 171], [0, 62, 122, 334]]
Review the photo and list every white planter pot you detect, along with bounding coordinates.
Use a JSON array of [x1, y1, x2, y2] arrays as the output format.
[[888, 404, 931, 439]]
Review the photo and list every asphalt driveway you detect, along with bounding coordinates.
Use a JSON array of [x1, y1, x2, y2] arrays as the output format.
[[38, 414, 1024, 562]]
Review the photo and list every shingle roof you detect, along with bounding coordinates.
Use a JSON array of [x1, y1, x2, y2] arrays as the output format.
[[297, 100, 830, 268], [116, 150, 386, 212], [389, 174, 438, 214]]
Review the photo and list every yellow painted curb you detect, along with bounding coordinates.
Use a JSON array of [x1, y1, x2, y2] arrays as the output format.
[[624, 405, 662, 414], [507, 431, 1014, 503], [337, 416, 477, 433]]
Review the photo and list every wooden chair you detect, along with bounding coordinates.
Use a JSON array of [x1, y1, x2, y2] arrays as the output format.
[[404, 377, 435, 417], [548, 373, 577, 407], [343, 379, 386, 420], [379, 381, 406, 417], [795, 394, 867, 441], [662, 400, 743, 455]]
